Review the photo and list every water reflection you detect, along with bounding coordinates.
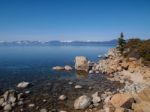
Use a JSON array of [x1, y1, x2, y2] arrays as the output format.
[[75, 70, 88, 78]]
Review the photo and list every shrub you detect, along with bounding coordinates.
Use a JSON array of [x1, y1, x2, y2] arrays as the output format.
[[124, 38, 150, 66], [138, 39, 150, 61]]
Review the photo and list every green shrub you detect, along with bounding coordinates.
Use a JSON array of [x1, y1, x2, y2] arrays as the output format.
[[125, 38, 142, 49], [124, 38, 150, 66], [138, 39, 150, 61]]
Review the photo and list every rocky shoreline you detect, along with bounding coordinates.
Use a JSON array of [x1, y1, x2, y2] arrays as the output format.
[[0, 48, 150, 112], [90, 48, 150, 112]]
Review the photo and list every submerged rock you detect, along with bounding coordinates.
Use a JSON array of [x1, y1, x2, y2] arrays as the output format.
[[74, 95, 91, 109], [17, 81, 30, 89], [75, 56, 89, 72]]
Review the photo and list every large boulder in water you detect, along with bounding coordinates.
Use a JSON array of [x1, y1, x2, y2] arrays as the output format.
[[75, 56, 89, 72], [74, 95, 91, 109]]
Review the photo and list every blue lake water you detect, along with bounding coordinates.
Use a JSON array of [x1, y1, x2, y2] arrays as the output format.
[[0, 45, 114, 90]]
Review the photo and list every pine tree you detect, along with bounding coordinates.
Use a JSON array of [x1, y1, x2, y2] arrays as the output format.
[[118, 32, 126, 53]]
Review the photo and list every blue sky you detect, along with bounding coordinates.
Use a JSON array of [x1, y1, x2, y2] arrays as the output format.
[[0, 0, 150, 41]]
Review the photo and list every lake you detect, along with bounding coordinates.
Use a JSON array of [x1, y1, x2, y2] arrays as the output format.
[[0, 45, 114, 90]]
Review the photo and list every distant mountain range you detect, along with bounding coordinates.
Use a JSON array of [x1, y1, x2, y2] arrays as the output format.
[[0, 39, 117, 46]]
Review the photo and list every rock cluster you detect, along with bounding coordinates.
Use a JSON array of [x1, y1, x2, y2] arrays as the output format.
[[91, 48, 150, 82], [0, 90, 24, 111], [88, 48, 150, 112]]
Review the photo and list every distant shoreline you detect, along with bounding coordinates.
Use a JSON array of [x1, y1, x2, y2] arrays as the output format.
[[0, 40, 117, 46]]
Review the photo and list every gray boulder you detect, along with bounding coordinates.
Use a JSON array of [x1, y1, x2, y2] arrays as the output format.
[[74, 95, 91, 109]]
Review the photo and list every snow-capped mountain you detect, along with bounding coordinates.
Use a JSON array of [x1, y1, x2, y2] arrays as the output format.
[[0, 40, 117, 46]]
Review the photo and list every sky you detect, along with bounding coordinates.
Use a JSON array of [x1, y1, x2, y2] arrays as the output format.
[[0, 0, 150, 41]]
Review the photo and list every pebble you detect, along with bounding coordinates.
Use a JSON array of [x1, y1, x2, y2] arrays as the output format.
[[51, 109, 57, 112], [43, 99, 47, 102], [25, 91, 31, 94], [59, 111, 67, 112], [40, 108, 47, 112], [89, 70, 93, 74], [28, 103, 35, 107], [89, 87, 92, 90], [20, 108, 24, 112], [68, 82, 73, 85], [96, 71, 99, 74], [59, 95, 67, 100], [75, 85, 82, 89]]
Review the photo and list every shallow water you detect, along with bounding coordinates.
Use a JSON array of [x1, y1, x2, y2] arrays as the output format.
[[0, 45, 125, 112], [12, 74, 123, 112], [0, 45, 114, 90]]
